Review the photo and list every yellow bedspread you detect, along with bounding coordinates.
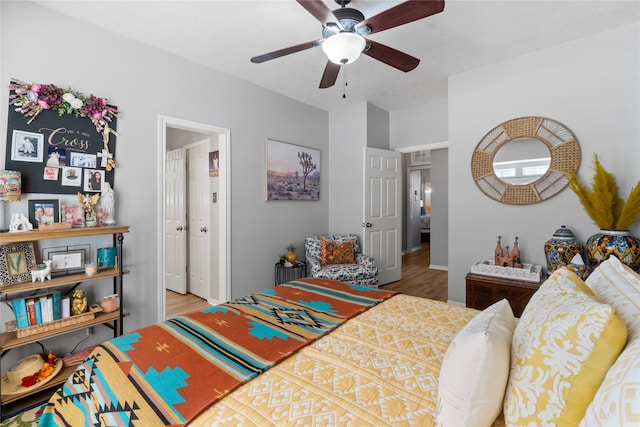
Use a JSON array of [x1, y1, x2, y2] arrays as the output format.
[[192, 294, 480, 426]]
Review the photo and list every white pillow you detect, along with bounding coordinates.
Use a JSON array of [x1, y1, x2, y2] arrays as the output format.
[[436, 299, 516, 427], [585, 255, 640, 339], [581, 256, 640, 426]]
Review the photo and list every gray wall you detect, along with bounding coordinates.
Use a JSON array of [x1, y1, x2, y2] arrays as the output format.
[[430, 148, 449, 270], [328, 102, 390, 238], [447, 23, 640, 304], [0, 1, 329, 364]]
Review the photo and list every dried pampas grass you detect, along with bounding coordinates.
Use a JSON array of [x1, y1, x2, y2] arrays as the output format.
[[566, 154, 640, 230]]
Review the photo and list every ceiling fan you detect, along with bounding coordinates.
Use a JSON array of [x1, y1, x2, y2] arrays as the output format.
[[251, 0, 445, 89]]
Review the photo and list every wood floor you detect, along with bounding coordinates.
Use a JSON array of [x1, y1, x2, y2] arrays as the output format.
[[165, 242, 447, 319]]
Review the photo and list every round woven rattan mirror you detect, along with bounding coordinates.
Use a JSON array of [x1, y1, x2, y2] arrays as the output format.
[[471, 117, 580, 205]]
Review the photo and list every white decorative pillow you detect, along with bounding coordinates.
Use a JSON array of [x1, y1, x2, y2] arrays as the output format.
[[581, 256, 640, 426], [585, 255, 640, 339], [504, 268, 628, 426], [436, 299, 516, 427]]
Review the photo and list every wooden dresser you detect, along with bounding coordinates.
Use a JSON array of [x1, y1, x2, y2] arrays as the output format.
[[465, 272, 547, 318]]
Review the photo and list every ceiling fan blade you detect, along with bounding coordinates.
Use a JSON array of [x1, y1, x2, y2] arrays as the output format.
[[363, 39, 420, 72], [319, 61, 341, 88], [297, 0, 343, 30], [356, 0, 445, 35], [251, 39, 322, 63]]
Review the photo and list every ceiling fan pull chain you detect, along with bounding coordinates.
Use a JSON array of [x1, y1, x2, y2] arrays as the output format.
[[342, 62, 348, 99]]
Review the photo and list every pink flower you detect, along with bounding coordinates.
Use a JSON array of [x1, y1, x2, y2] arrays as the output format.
[[31, 84, 41, 92], [37, 99, 50, 109], [92, 112, 103, 120]]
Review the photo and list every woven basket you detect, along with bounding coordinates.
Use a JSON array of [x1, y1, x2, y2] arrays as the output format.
[[16, 306, 102, 338]]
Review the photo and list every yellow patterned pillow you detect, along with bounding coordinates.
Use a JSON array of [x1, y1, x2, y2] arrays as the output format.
[[319, 237, 356, 265], [580, 256, 640, 426], [503, 268, 628, 426]]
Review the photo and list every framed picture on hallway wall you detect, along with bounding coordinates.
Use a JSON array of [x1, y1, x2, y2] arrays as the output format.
[[209, 151, 219, 177], [266, 139, 320, 201]]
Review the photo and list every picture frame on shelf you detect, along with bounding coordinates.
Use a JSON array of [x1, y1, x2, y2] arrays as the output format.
[[62, 205, 84, 227], [43, 244, 90, 274], [0, 242, 37, 285], [266, 138, 320, 201], [28, 199, 60, 228]]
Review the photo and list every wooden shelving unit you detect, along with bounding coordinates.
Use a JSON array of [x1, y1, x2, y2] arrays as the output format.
[[0, 225, 130, 419]]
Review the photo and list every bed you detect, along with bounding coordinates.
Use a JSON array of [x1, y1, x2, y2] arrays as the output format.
[[39, 258, 639, 426]]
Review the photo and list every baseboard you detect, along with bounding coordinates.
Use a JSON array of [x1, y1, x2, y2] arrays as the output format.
[[429, 264, 448, 271], [410, 245, 422, 252], [447, 300, 465, 307]]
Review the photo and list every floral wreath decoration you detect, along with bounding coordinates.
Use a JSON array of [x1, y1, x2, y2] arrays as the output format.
[[8, 79, 119, 170], [21, 351, 58, 388]]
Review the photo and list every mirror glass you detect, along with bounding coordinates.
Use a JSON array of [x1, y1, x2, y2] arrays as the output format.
[[492, 137, 550, 185]]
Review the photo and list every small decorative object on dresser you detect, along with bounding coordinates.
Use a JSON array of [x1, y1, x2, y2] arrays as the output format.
[[566, 154, 640, 272], [544, 225, 585, 273], [494, 235, 522, 268]]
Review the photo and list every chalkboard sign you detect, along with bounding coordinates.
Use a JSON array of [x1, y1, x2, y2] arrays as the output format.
[[4, 98, 117, 195]]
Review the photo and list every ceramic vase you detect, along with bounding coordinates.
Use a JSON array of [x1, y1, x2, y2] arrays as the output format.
[[544, 225, 584, 273], [285, 251, 297, 263], [585, 230, 640, 272]]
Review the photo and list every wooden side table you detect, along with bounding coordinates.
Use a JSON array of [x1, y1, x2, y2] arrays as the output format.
[[274, 261, 307, 286], [465, 272, 547, 317]]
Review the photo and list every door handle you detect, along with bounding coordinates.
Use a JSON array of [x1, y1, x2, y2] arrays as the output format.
[[362, 222, 372, 228], [176, 226, 183, 231], [200, 227, 208, 233]]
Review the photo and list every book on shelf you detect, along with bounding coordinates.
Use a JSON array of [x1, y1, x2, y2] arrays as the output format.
[[26, 299, 36, 326], [9, 290, 63, 329], [61, 297, 70, 318], [11, 299, 29, 329], [34, 299, 43, 325]]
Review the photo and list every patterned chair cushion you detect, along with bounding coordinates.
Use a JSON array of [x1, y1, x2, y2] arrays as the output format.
[[319, 237, 356, 265], [305, 235, 378, 288]]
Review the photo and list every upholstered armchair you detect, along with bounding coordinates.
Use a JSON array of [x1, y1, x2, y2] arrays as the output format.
[[305, 234, 378, 287]]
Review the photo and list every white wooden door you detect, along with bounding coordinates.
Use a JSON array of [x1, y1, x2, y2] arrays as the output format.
[[187, 143, 211, 299], [165, 149, 186, 294], [363, 147, 401, 285]]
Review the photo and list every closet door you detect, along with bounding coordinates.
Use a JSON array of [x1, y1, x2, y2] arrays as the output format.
[[187, 143, 211, 299], [165, 149, 186, 294]]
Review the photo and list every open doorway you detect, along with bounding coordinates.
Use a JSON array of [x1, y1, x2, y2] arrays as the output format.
[[397, 142, 448, 270], [157, 116, 231, 322]]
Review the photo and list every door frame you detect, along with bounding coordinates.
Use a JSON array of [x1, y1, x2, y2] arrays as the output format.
[[157, 115, 231, 322]]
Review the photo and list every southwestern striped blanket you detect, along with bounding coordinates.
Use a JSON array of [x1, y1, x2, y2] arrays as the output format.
[[40, 279, 396, 426]]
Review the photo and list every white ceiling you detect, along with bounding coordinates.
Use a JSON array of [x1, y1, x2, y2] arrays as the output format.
[[33, 0, 639, 112]]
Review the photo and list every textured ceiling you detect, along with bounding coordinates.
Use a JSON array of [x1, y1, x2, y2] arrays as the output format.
[[33, 0, 640, 112]]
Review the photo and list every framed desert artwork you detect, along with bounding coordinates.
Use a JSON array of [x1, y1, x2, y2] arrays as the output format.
[[266, 139, 320, 201]]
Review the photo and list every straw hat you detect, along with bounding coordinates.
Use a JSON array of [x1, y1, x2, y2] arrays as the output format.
[[1, 353, 63, 395]]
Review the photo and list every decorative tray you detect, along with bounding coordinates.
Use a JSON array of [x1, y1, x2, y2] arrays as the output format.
[[471, 260, 542, 283]]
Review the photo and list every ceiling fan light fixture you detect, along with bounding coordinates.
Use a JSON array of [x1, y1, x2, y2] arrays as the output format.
[[322, 32, 365, 65]]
